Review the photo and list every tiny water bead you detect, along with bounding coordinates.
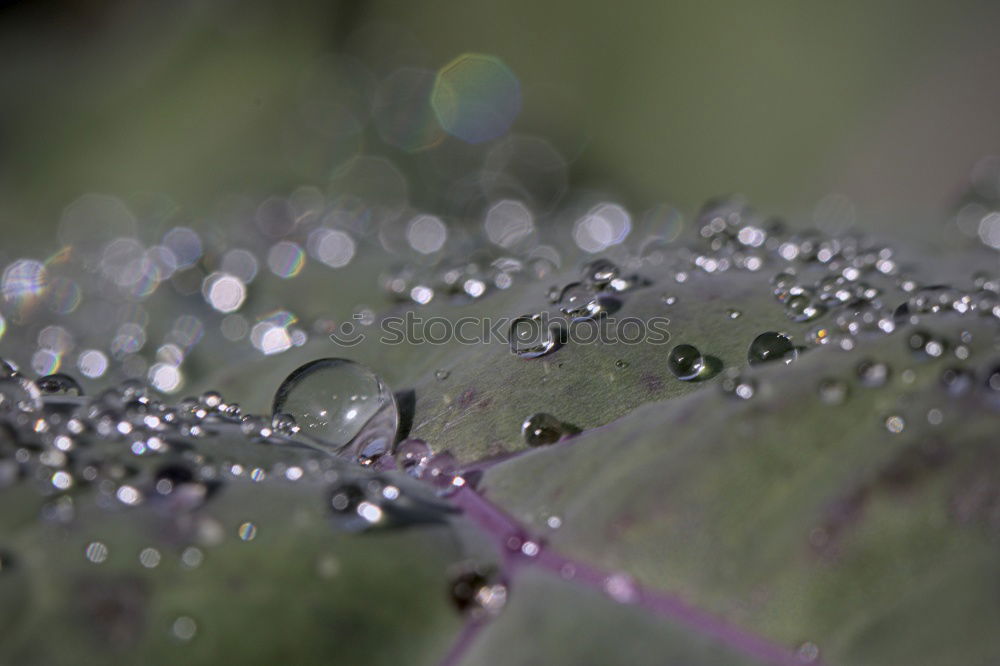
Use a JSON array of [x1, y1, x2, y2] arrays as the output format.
[[521, 412, 574, 447], [747, 332, 798, 366], [272, 358, 399, 457], [667, 344, 705, 381]]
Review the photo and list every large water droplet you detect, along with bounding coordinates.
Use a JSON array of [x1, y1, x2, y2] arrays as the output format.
[[667, 344, 705, 380], [272, 358, 398, 457], [747, 332, 797, 366]]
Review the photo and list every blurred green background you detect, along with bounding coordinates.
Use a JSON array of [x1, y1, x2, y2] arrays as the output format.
[[3, 0, 1000, 252]]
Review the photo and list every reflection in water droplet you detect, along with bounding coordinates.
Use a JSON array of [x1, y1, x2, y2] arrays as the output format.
[[747, 332, 797, 366], [522, 412, 572, 446], [272, 358, 398, 456], [434, 369, 449, 381], [667, 344, 705, 381]]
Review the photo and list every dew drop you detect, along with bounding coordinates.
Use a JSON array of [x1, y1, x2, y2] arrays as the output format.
[[667, 344, 705, 380], [396, 438, 431, 475], [36, 373, 83, 397], [434, 369, 450, 381], [172, 616, 197, 641], [558, 282, 605, 321], [857, 359, 891, 387], [521, 412, 572, 447], [237, 522, 257, 541], [907, 329, 947, 359], [509, 314, 558, 359], [0, 376, 42, 413], [720, 369, 756, 400], [939, 366, 974, 396], [581, 258, 619, 289], [884, 415, 905, 434], [747, 332, 797, 366], [449, 567, 507, 616], [817, 378, 849, 405], [272, 358, 398, 456]]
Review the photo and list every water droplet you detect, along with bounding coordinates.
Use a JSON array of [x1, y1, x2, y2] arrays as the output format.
[[509, 314, 558, 359], [270, 412, 300, 436], [747, 332, 797, 366], [784, 292, 826, 322], [36, 373, 83, 397], [796, 642, 821, 663], [983, 363, 1000, 399], [272, 358, 398, 456], [522, 413, 573, 446], [558, 282, 605, 321], [661, 294, 677, 306], [726, 308, 741, 319], [85, 541, 109, 564], [581, 258, 619, 289], [0, 376, 42, 412], [614, 359, 628, 369], [396, 438, 431, 475], [667, 344, 705, 380], [906, 329, 947, 359], [172, 616, 197, 641], [817, 378, 849, 405], [884, 415, 905, 433], [449, 566, 507, 616], [434, 369, 450, 381], [604, 572, 638, 604], [237, 522, 257, 541], [857, 359, 891, 387], [940, 367, 974, 396], [720, 369, 756, 400]]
